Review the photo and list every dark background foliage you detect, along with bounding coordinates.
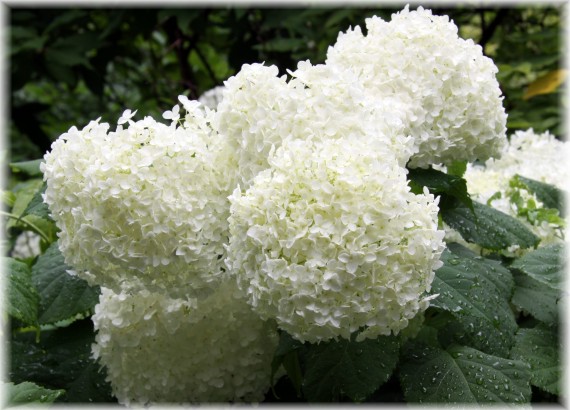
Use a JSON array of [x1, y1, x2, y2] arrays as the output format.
[[9, 5, 564, 166], [5, 4, 565, 405]]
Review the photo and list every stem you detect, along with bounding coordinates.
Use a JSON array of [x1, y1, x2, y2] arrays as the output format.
[[479, 9, 509, 54], [163, 16, 198, 99], [193, 44, 218, 85], [1, 211, 51, 243], [13, 325, 42, 342]]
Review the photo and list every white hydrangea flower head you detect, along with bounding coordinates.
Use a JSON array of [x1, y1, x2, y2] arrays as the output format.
[[213, 61, 415, 191], [212, 63, 303, 188], [326, 5, 507, 168], [41, 108, 235, 298], [92, 279, 279, 405], [287, 61, 415, 166], [198, 85, 226, 110], [460, 129, 568, 250], [226, 137, 445, 343]]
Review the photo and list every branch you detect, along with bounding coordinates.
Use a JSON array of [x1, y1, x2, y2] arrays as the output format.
[[162, 16, 198, 99], [193, 44, 218, 86], [479, 9, 509, 55]]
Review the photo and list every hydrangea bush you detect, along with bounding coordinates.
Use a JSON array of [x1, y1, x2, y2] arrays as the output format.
[[6, 5, 565, 406]]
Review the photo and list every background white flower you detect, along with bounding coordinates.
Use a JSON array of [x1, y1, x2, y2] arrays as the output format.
[[198, 85, 226, 110], [10, 231, 42, 259], [226, 137, 445, 343], [92, 278, 279, 405], [458, 129, 568, 251]]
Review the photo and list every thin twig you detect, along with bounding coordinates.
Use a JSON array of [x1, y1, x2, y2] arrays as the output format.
[[1, 211, 51, 243], [163, 16, 198, 99], [479, 9, 509, 55]]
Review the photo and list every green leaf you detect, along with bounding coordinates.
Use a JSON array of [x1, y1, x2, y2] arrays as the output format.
[[9, 159, 43, 177], [407, 167, 473, 211], [511, 272, 559, 324], [7, 179, 58, 244], [7, 179, 44, 230], [510, 324, 560, 395], [5, 257, 39, 326], [399, 343, 531, 404], [22, 182, 50, 221], [6, 381, 65, 405], [271, 331, 306, 396], [10, 34, 46, 55], [442, 201, 540, 251], [1, 190, 16, 207], [282, 351, 303, 397], [45, 32, 101, 68], [447, 243, 514, 300], [19, 214, 58, 246], [514, 176, 565, 214], [10, 319, 115, 403], [45, 60, 76, 87], [510, 244, 565, 290], [302, 334, 399, 402], [44, 10, 87, 34], [31, 241, 100, 325], [446, 161, 468, 177], [429, 249, 516, 356]]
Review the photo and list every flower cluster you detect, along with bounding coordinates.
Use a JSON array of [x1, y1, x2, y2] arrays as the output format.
[[212, 63, 301, 188], [326, 5, 507, 168], [226, 137, 445, 343], [287, 61, 415, 167], [92, 280, 279, 405], [40, 5, 511, 404], [41, 109, 235, 299], [458, 129, 568, 251]]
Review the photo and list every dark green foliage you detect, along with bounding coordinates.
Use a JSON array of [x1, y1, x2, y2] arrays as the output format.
[[511, 273, 560, 325], [429, 248, 517, 356], [510, 243, 565, 289], [408, 167, 473, 212], [8, 6, 563, 165], [442, 201, 540, 251], [510, 244, 564, 325], [510, 324, 560, 395], [10, 319, 115, 403], [513, 176, 566, 215], [269, 330, 400, 402], [22, 182, 49, 221], [302, 334, 400, 402], [31, 242, 100, 325], [399, 343, 531, 404], [6, 257, 39, 327]]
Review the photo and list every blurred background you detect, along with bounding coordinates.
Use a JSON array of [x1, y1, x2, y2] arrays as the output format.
[[8, 5, 565, 164]]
